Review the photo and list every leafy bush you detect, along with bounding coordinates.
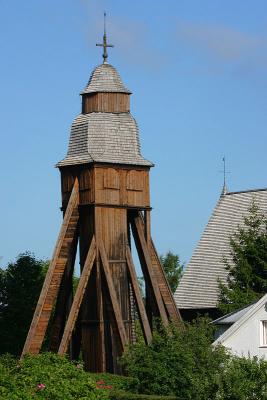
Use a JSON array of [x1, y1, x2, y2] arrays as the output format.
[[122, 318, 267, 399], [89, 372, 138, 392], [123, 319, 262, 400], [109, 391, 177, 400], [214, 356, 267, 399], [0, 353, 108, 399]]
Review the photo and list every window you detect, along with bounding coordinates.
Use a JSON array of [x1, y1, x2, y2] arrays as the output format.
[[126, 170, 144, 191], [103, 168, 120, 190], [260, 320, 267, 346]]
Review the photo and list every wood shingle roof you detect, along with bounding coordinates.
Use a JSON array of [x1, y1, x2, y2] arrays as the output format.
[[81, 63, 131, 95], [56, 112, 153, 167], [174, 188, 267, 310]]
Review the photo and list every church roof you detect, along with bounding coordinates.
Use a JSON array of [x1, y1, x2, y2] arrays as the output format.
[[56, 112, 153, 167], [81, 63, 131, 95], [174, 188, 267, 310]]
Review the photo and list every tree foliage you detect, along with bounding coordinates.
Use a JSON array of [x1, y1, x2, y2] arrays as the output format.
[[160, 252, 183, 293], [0, 253, 47, 355], [122, 318, 228, 399], [121, 318, 267, 400], [219, 201, 267, 314]]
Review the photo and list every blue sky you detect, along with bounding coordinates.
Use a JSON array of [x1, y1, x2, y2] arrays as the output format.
[[1, 0, 267, 268]]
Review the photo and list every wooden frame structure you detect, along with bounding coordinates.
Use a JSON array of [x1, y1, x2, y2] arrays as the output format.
[[22, 57, 182, 373], [22, 171, 181, 372]]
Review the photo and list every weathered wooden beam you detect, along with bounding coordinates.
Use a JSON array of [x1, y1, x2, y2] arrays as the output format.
[[21, 179, 79, 357], [95, 254, 106, 372], [131, 213, 169, 327], [126, 246, 152, 344], [150, 238, 182, 323], [144, 210, 151, 244], [58, 236, 96, 355], [138, 212, 182, 324], [98, 239, 128, 350], [49, 230, 79, 352]]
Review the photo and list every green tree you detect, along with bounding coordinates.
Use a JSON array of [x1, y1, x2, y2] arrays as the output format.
[[122, 318, 229, 399], [0, 253, 47, 356], [121, 318, 267, 400], [219, 201, 267, 314], [160, 251, 183, 293]]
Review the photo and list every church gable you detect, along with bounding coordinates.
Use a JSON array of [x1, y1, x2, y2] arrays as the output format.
[[174, 188, 267, 312]]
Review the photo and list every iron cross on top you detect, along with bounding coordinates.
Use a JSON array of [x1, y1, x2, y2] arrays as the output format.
[[96, 12, 114, 63]]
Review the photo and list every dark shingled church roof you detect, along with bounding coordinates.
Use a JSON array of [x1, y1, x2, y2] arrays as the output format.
[[174, 188, 267, 310]]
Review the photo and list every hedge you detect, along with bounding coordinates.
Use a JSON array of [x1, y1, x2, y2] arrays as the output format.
[[109, 391, 177, 400], [89, 372, 138, 392]]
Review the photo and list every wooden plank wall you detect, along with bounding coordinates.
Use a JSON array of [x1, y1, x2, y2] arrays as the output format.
[[94, 167, 150, 208], [82, 92, 130, 114], [61, 166, 150, 209], [97, 207, 131, 374]]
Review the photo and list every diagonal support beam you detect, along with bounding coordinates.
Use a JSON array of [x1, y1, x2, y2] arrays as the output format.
[[21, 179, 80, 357], [131, 213, 169, 327], [58, 236, 96, 355], [98, 239, 128, 350], [149, 238, 182, 323], [139, 211, 182, 323], [126, 246, 152, 344], [49, 229, 79, 352]]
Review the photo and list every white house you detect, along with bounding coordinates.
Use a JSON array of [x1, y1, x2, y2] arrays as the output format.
[[213, 294, 267, 360]]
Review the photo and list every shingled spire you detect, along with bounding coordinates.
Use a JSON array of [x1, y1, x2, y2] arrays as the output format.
[[57, 60, 152, 168]]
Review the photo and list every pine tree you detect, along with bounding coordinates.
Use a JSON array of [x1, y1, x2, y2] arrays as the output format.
[[219, 201, 267, 314]]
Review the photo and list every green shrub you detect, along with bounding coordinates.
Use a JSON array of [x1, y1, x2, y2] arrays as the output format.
[[109, 391, 177, 400], [121, 317, 267, 400], [89, 372, 138, 392], [0, 353, 108, 399], [214, 356, 267, 399], [121, 318, 228, 399]]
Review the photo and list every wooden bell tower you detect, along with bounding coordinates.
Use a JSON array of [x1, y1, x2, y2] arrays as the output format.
[[22, 30, 181, 373]]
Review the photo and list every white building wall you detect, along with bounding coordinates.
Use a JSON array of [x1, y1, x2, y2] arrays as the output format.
[[221, 305, 267, 360]]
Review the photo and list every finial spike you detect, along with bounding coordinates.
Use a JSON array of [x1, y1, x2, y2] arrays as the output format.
[[96, 12, 114, 63], [104, 11, 106, 35], [220, 156, 230, 196]]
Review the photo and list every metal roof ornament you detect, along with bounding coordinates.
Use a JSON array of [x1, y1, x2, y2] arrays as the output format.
[[96, 12, 114, 64], [221, 156, 229, 196]]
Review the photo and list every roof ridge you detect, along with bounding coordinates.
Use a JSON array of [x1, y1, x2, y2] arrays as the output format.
[[226, 188, 267, 196]]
